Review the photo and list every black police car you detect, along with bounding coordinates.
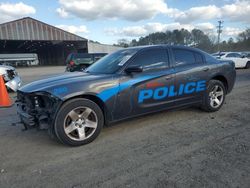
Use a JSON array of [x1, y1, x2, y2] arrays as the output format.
[[16, 45, 236, 146]]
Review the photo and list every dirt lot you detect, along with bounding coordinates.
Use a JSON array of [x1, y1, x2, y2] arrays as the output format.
[[0, 67, 250, 188]]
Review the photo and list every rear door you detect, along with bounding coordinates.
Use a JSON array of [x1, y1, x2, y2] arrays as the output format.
[[113, 47, 175, 119], [171, 47, 209, 106], [224, 53, 246, 68]]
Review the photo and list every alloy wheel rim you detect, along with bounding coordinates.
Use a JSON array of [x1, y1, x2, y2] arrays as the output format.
[[63, 107, 98, 141], [209, 85, 224, 108]]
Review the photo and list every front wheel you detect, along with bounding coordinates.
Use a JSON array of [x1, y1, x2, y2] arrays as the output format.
[[54, 98, 104, 146], [201, 80, 226, 112]]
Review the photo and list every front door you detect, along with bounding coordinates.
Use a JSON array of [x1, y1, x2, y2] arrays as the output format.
[[113, 47, 175, 120]]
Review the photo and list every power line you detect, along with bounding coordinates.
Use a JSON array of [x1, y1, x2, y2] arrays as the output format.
[[217, 20, 224, 51]]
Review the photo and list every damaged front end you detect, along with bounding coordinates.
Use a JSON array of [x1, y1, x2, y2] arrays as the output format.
[[16, 91, 62, 130]]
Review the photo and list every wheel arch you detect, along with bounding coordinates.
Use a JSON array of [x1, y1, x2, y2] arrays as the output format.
[[210, 75, 228, 93], [246, 61, 250, 69], [62, 94, 109, 125]]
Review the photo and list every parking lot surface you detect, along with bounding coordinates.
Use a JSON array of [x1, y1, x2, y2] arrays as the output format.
[[0, 67, 250, 188]]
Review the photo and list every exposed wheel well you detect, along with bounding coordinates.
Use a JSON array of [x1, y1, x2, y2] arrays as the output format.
[[246, 61, 250, 68], [211, 75, 228, 93], [64, 94, 107, 125]]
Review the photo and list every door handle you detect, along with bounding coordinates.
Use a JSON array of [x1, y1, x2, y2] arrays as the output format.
[[165, 76, 173, 80], [202, 67, 210, 72]]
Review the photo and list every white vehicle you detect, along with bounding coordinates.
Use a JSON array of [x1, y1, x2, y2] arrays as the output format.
[[0, 64, 22, 92], [218, 52, 250, 69], [242, 52, 250, 59]]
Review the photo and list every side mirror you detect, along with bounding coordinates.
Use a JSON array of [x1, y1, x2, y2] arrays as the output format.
[[125, 66, 143, 74]]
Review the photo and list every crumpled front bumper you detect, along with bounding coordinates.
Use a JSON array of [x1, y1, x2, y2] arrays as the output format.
[[5, 76, 22, 92], [16, 91, 62, 130], [16, 104, 36, 127]]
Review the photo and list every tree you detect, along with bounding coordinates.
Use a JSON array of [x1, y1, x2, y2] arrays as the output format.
[[191, 29, 213, 51], [113, 28, 250, 53], [238, 29, 250, 41], [130, 39, 137, 47], [116, 39, 130, 48]]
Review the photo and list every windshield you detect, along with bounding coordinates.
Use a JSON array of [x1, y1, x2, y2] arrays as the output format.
[[86, 49, 139, 74]]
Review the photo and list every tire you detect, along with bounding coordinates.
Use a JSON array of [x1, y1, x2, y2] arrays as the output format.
[[201, 80, 226, 112], [245, 62, 250, 69], [54, 98, 104, 146], [80, 66, 87, 71]]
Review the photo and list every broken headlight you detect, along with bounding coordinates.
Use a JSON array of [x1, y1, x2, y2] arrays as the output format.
[[31, 92, 60, 110]]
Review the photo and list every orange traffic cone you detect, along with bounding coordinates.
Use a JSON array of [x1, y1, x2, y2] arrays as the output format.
[[0, 75, 12, 107]]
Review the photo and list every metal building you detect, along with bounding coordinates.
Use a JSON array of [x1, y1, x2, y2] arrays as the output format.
[[0, 17, 113, 65]]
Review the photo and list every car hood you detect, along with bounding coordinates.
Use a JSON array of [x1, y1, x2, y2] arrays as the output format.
[[19, 72, 113, 93]]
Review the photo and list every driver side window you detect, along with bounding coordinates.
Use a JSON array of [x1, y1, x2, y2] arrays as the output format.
[[129, 48, 169, 72]]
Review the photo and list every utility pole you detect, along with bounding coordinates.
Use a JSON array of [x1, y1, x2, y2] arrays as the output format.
[[217, 20, 223, 52]]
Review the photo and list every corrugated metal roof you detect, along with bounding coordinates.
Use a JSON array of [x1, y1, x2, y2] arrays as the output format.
[[0, 17, 87, 41]]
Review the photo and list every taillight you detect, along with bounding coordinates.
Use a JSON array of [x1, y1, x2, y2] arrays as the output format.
[[69, 61, 75, 66]]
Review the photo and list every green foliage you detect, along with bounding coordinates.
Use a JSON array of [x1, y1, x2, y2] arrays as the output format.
[[114, 28, 250, 53]]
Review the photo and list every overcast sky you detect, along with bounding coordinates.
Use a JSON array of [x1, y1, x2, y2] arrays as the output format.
[[0, 0, 249, 44]]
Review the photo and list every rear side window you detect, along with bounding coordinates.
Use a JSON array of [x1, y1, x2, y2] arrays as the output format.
[[173, 49, 195, 66], [194, 52, 204, 64], [130, 48, 169, 71], [204, 53, 218, 64], [173, 49, 204, 66], [226, 53, 241, 58]]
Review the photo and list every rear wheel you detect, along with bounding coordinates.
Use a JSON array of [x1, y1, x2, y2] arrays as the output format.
[[54, 98, 104, 146], [202, 80, 226, 112]]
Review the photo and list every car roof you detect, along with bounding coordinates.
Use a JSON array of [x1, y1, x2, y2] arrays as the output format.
[[119, 45, 204, 53], [69, 52, 107, 56], [221, 52, 241, 54]]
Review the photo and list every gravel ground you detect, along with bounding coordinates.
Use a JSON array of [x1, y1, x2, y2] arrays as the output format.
[[0, 67, 249, 188]]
